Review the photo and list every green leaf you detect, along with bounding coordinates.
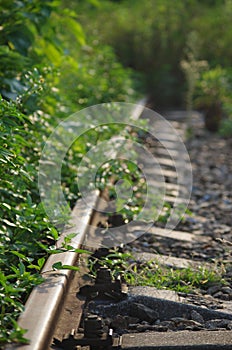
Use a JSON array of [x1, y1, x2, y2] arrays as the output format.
[[64, 232, 77, 244], [48, 248, 64, 254], [50, 227, 59, 240], [36, 241, 50, 252], [35, 38, 62, 65], [8, 25, 34, 55], [52, 261, 79, 271], [19, 261, 25, 275], [62, 244, 74, 250], [74, 249, 91, 254], [11, 251, 27, 261], [38, 257, 45, 269], [88, 0, 100, 7], [66, 19, 86, 46], [52, 261, 63, 270], [61, 265, 79, 271], [27, 264, 40, 271]]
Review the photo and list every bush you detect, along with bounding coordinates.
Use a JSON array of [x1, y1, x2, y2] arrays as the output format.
[[79, 0, 201, 106], [58, 40, 140, 111], [0, 0, 139, 344], [0, 95, 55, 343], [219, 118, 232, 137], [194, 67, 232, 131], [192, 1, 232, 67], [78, 0, 232, 110]]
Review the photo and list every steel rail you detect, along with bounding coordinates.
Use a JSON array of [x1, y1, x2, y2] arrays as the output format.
[[6, 99, 147, 350], [6, 191, 99, 350]]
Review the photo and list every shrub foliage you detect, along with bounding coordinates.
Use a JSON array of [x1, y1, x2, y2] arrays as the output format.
[[0, 0, 138, 344]]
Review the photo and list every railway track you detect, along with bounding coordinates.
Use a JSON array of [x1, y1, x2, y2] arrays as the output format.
[[7, 104, 232, 350]]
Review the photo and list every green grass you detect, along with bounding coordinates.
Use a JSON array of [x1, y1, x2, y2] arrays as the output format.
[[90, 250, 226, 294], [124, 260, 225, 293]]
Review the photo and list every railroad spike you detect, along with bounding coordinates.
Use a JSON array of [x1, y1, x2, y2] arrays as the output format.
[[79, 267, 128, 301], [53, 314, 116, 349]]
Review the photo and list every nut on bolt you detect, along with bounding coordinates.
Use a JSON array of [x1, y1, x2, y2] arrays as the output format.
[[84, 314, 104, 338], [96, 267, 112, 284]]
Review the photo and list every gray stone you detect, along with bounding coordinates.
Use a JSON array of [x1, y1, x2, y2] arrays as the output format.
[[205, 318, 232, 330], [191, 310, 205, 324], [125, 316, 140, 324], [129, 303, 159, 323], [220, 294, 231, 301], [136, 324, 153, 332], [128, 286, 232, 321], [214, 291, 225, 299], [127, 324, 138, 330], [159, 320, 174, 328], [207, 285, 222, 295], [136, 323, 171, 332], [152, 325, 169, 332], [134, 252, 211, 270], [170, 317, 203, 329], [111, 315, 128, 330], [222, 286, 232, 295]]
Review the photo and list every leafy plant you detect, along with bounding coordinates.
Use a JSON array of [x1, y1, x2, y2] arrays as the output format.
[[194, 66, 232, 131], [89, 249, 225, 294], [0, 0, 140, 344], [195, 67, 230, 108]]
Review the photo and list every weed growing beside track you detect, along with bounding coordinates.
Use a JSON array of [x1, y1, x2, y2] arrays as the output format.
[[0, 1, 139, 345], [88, 249, 226, 295]]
